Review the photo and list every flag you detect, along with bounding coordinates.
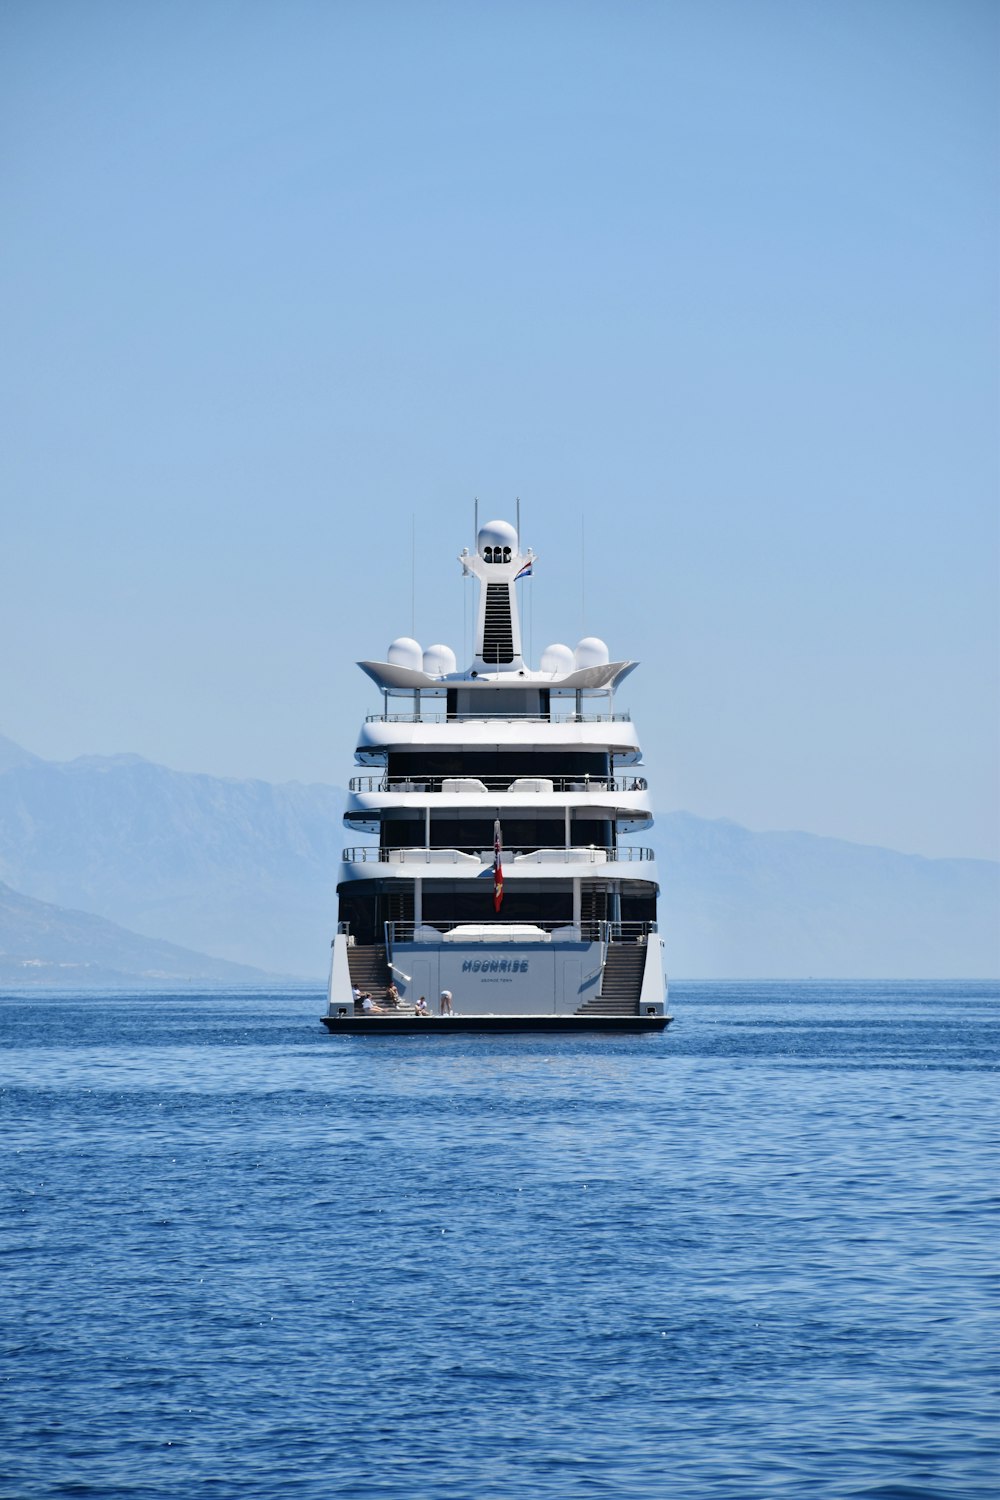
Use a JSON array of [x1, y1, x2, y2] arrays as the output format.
[[493, 819, 504, 912], [514, 561, 533, 581]]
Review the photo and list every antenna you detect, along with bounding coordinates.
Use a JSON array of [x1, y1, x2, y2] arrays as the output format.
[[474, 496, 478, 553], [527, 559, 532, 669], [515, 495, 524, 665], [411, 512, 416, 637], [581, 514, 586, 636]]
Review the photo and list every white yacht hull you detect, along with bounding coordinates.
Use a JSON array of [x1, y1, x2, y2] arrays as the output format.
[[321, 1012, 671, 1034], [326, 930, 669, 1022], [322, 514, 668, 1036]]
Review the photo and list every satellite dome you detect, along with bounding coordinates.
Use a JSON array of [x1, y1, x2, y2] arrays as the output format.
[[386, 637, 423, 670], [574, 636, 610, 669], [422, 643, 457, 676], [477, 519, 518, 560], [540, 643, 575, 675]]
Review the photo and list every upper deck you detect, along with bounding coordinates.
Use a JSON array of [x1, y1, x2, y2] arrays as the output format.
[[357, 707, 641, 762], [355, 516, 645, 764]]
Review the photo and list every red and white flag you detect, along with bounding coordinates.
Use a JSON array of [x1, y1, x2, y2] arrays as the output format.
[[493, 819, 504, 912]]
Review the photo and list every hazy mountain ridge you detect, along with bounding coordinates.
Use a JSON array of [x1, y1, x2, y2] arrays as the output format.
[[0, 734, 43, 774], [0, 735, 995, 978], [0, 879, 271, 987], [0, 738, 344, 975], [660, 813, 997, 978]]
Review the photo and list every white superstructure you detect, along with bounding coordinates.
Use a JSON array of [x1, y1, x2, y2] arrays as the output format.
[[325, 517, 667, 1024]]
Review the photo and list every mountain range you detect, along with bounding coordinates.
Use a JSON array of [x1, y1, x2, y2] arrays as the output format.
[[0, 733, 995, 980], [0, 879, 268, 987], [0, 734, 341, 978]]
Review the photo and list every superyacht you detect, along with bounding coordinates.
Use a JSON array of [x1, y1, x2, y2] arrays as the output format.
[[322, 516, 669, 1033]]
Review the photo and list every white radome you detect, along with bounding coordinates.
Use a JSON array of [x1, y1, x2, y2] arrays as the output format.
[[574, 636, 610, 669], [477, 518, 518, 556], [386, 637, 423, 670], [540, 643, 576, 675], [422, 644, 457, 676]]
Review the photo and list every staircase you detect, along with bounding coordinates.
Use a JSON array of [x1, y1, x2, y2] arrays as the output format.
[[576, 943, 645, 1016], [347, 944, 393, 1008], [482, 583, 514, 663]]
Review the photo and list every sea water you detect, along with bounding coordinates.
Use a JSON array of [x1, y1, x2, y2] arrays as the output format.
[[1, 982, 996, 1500]]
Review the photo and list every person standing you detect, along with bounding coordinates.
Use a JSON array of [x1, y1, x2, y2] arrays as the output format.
[[439, 990, 453, 1016]]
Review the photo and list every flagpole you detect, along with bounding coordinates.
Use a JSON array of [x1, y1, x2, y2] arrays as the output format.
[[493, 816, 504, 913]]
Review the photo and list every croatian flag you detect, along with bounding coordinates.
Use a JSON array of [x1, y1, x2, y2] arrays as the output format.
[[493, 819, 504, 912], [514, 560, 532, 581]]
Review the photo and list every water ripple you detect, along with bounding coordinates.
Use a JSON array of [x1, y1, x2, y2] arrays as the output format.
[[0, 982, 996, 1499]]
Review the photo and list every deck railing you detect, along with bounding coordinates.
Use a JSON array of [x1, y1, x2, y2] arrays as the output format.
[[383, 918, 657, 943], [341, 845, 655, 864], [364, 712, 632, 725], [347, 773, 649, 793]]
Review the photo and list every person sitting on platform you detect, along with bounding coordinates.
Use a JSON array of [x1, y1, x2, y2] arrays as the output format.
[[385, 983, 401, 1008], [360, 994, 386, 1014], [414, 995, 429, 1015]]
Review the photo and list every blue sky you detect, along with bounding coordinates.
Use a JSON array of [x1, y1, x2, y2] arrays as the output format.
[[1, 0, 997, 859]]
